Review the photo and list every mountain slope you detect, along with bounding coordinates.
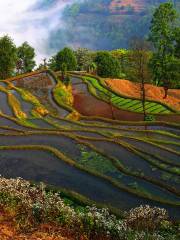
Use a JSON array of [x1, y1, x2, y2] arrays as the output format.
[[47, 0, 179, 51]]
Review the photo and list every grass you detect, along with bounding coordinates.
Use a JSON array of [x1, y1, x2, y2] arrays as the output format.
[[7, 92, 27, 119], [14, 86, 49, 117], [78, 144, 117, 174]]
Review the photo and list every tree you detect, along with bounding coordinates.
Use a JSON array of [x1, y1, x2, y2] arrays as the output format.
[[148, 2, 179, 97], [110, 49, 131, 79], [61, 62, 67, 82], [16, 59, 23, 75], [89, 62, 97, 75], [74, 48, 93, 71], [0, 35, 17, 79], [64, 75, 71, 86], [56, 47, 77, 71], [174, 27, 180, 58], [95, 51, 121, 78], [129, 37, 152, 121], [48, 56, 57, 71], [17, 42, 36, 73]]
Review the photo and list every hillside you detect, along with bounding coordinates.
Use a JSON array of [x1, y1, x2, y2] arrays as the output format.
[[48, 0, 180, 50], [106, 78, 180, 112], [0, 177, 179, 240], [110, 0, 146, 13]]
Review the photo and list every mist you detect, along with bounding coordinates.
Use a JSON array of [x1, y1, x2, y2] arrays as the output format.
[[0, 0, 170, 64], [0, 0, 79, 63]]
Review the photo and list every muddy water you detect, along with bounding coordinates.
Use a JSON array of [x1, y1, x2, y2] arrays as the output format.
[[11, 90, 34, 118], [121, 137, 180, 165], [0, 134, 81, 161], [0, 92, 13, 116], [0, 149, 179, 219], [0, 82, 7, 87], [0, 116, 28, 130], [79, 139, 180, 190]]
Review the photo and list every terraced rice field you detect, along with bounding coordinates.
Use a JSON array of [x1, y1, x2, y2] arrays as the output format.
[[0, 70, 180, 220], [82, 76, 176, 114]]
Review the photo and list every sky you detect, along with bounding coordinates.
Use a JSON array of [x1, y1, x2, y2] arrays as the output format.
[[0, 0, 74, 64]]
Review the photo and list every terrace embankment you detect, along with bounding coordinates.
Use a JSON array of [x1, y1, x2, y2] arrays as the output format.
[[72, 77, 144, 121], [71, 76, 180, 122], [106, 78, 180, 112], [0, 148, 179, 219], [0, 70, 179, 221]]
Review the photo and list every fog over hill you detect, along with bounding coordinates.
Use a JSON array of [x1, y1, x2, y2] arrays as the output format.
[[0, 0, 76, 63], [0, 0, 178, 63]]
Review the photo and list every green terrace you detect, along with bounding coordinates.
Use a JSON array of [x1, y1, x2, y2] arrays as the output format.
[[81, 75, 175, 114]]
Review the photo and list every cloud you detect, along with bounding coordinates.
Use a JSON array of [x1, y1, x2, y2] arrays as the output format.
[[0, 0, 75, 63]]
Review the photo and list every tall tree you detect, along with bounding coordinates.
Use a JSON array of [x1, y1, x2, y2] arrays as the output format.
[[61, 62, 67, 82], [148, 2, 179, 97], [48, 56, 57, 71], [74, 48, 93, 71], [56, 47, 77, 71], [17, 42, 36, 73], [129, 37, 152, 121], [110, 49, 130, 78], [0, 35, 17, 79]]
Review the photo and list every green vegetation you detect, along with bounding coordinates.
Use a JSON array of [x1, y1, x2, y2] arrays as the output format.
[[0, 35, 17, 79], [53, 47, 77, 71], [149, 2, 180, 89], [78, 144, 117, 174], [53, 81, 73, 107], [1, 177, 179, 240], [17, 41, 36, 74], [74, 48, 94, 71], [95, 51, 121, 78]]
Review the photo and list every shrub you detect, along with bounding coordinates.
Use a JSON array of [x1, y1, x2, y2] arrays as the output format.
[[0, 177, 177, 239], [125, 205, 168, 231], [145, 115, 156, 121]]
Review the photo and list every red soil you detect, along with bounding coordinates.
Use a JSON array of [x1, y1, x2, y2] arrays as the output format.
[[73, 86, 180, 122], [0, 211, 73, 240], [106, 79, 180, 112], [0, 210, 109, 240]]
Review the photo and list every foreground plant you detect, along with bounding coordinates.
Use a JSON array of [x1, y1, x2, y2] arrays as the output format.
[[0, 177, 178, 240]]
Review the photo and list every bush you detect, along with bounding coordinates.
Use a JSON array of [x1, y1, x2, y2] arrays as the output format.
[[145, 115, 156, 121], [0, 177, 177, 239], [125, 205, 168, 231]]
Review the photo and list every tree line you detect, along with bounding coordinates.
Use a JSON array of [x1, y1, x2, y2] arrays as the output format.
[[0, 39, 36, 79], [0, 2, 179, 91], [48, 2, 180, 90]]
